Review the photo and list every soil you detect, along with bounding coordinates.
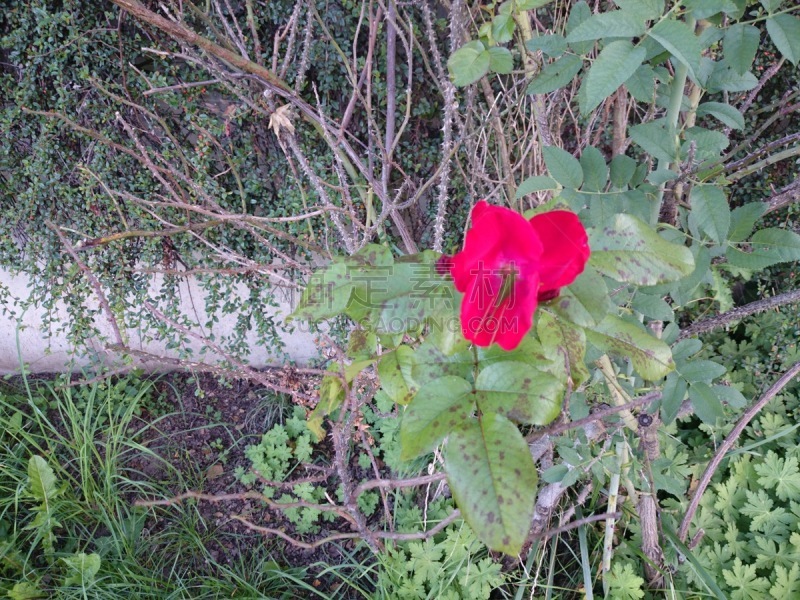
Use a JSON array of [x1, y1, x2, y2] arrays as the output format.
[[126, 371, 360, 574]]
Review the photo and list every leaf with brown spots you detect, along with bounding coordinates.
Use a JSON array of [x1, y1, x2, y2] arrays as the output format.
[[474, 361, 564, 425], [399, 376, 473, 460], [584, 314, 674, 380], [378, 345, 418, 406], [445, 413, 537, 555], [588, 214, 695, 285], [537, 310, 590, 386]]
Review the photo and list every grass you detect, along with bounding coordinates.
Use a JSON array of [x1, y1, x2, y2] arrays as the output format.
[[0, 373, 354, 599]]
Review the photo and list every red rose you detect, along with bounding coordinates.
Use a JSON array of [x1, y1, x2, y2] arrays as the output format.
[[439, 201, 590, 350]]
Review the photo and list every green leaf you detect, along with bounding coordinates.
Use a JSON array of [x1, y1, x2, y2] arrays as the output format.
[[607, 563, 645, 600], [696, 101, 745, 130], [689, 185, 730, 244], [683, 127, 729, 161], [517, 0, 556, 9], [629, 118, 676, 163], [689, 382, 725, 425], [566, 11, 646, 43], [347, 329, 377, 360], [589, 214, 695, 285], [525, 34, 567, 57], [580, 41, 646, 114], [62, 552, 101, 587], [400, 376, 473, 460], [488, 46, 514, 74], [289, 245, 392, 322], [411, 339, 473, 387], [547, 267, 611, 327], [684, 0, 739, 19], [614, 0, 664, 20], [28, 455, 60, 503], [771, 564, 800, 599], [649, 19, 701, 79], [516, 175, 559, 199], [475, 362, 564, 425], [707, 60, 758, 93], [625, 64, 657, 102], [543, 146, 583, 189], [579, 147, 608, 192], [609, 155, 637, 188], [7, 583, 46, 600], [445, 413, 537, 555], [661, 372, 688, 424], [566, 1, 594, 55], [492, 14, 515, 44], [527, 54, 583, 95], [728, 202, 766, 242], [585, 315, 674, 379], [448, 41, 490, 86], [754, 451, 800, 501], [537, 310, 590, 385], [631, 292, 674, 321], [759, 0, 782, 12], [378, 345, 418, 406], [724, 24, 760, 75], [766, 14, 800, 65], [678, 359, 727, 384], [727, 228, 800, 269]]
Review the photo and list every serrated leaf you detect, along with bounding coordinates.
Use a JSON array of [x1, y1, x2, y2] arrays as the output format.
[[629, 118, 677, 163], [625, 64, 657, 102], [585, 315, 674, 379], [527, 54, 583, 95], [684, 0, 739, 19], [631, 292, 674, 321], [400, 376, 473, 460], [378, 345, 418, 405], [759, 0, 782, 11], [547, 267, 611, 327], [614, 0, 664, 20], [696, 101, 745, 130], [475, 361, 564, 425], [579, 147, 608, 192], [580, 41, 646, 114], [589, 214, 695, 285], [488, 46, 514, 74], [448, 41, 490, 86], [689, 185, 730, 244], [707, 60, 758, 93], [609, 155, 637, 188], [28, 455, 60, 504], [724, 24, 760, 75], [7, 583, 46, 600], [754, 451, 800, 501], [661, 372, 688, 424], [537, 310, 590, 385], [728, 202, 766, 242], [678, 359, 727, 384], [690, 382, 726, 425], [525, 34, 567, 57], [649, 19, 701, 79], [62, 552, 101, 587], [727, 228, 800, 269], [516, 175, 559, 199], [566, 1, 594, 54], [411, 339, 473, 387], [289, 245, 392, 323], [492, 14, 515, 44], [683, 127, 729, 161], [446, 413, 537, 555], [566, 11, 646, 43], [766, 14, 800, 65], [543, 146, 583, 189]]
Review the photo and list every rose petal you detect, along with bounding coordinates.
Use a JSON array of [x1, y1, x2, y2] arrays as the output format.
[[529, 210, 590, 292]]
